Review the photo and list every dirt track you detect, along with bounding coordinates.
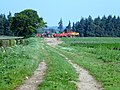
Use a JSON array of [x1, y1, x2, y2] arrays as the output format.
[[45, 38, 102, 90], [15, 38, 102, 90], [15, 62, 47, 90]]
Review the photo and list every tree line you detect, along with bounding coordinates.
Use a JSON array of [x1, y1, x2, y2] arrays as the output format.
[[72, 15, 120, 37], [0, 9, 46, 37], [0, 12, 12, 36]]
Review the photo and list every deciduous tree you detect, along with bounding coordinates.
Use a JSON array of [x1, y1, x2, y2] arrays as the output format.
[[11, 9, 46, 37]]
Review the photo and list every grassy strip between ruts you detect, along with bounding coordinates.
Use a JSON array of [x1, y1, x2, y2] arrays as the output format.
[[57, 37, 120, 90], [0, 37, 43, 90], [37, 42, 78, 90]]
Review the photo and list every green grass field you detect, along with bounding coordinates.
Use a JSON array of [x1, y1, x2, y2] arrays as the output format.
[[0, 37, 78, 90], [0, 37, 120, 90], [0, 37, 43, 90]]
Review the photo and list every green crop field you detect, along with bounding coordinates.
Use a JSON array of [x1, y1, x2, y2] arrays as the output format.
[[59, 37, 120, 90], [61, 37, 120, 44]]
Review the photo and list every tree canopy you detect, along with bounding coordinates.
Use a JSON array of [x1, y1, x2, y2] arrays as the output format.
[[64, 20, 72, 33], [0, 13, 12, 36], [58, 18, 63, 33], [72, 15, 120, 37], [11, 9, 46, 37]]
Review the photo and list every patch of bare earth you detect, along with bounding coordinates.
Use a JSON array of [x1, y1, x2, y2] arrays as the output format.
[[45, 38, 103, 90], [15, 62, 47, 90], [44, 38, 63, 47]]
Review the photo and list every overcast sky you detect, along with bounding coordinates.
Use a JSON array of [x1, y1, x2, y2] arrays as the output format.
[[0, 0, 120, 26]]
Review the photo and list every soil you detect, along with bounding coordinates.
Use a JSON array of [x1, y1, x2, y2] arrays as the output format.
[[15, 62, 47, 90], [45, 38, 103, 90], [44, 38, 63, 47]]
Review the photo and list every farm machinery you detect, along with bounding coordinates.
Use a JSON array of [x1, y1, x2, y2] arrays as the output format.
[[36, 31, 79, 38], [53, 31, 79, 38]]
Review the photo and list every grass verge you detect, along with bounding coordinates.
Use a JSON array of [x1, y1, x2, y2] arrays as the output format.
[[0, 37, 43, 90]]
